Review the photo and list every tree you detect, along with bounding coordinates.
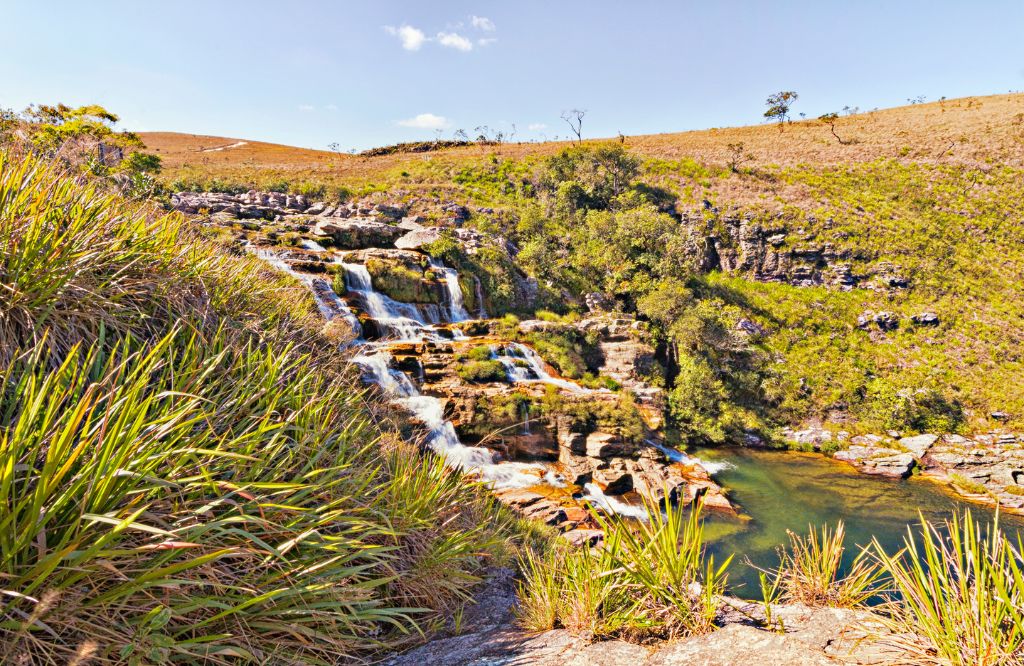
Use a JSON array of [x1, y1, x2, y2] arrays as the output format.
[[817, 112, 852, 145], [763, 91, 798, 131], [560, 109, 586, 146], [726, 142, 754, 171]]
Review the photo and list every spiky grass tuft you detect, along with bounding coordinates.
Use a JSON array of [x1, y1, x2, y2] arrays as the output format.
[[773, 522, 881, 608], [0, 151, 516, 664], [516, 499, 730, 641], [873, 512, 1024, 666]]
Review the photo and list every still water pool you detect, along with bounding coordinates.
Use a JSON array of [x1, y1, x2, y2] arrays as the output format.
[[691, 447, 1024, 596]]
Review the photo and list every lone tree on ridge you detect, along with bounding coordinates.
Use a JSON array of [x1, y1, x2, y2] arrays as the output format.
[[764, 91, 798, 131], [561, 109, 586, 145]]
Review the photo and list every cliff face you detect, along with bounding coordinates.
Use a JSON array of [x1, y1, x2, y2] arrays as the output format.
[[683, 212, 913, 291]]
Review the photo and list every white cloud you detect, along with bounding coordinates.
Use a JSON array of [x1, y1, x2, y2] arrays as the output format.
[[325, 103, 338, 111], [298, 104, 315, 112], [477, 37, 498, 47], [528, 123, 547, 131], [397, 113, 452, 130], [384, 24, 427, 51], [436, 31, 473, 51], [470, 15, 496, 31]]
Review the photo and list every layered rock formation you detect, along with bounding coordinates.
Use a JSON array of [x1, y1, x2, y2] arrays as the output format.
[[181, 189, 735, 542]]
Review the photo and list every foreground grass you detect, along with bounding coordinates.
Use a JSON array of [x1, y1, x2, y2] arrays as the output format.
[[0, 151, 523, 664], [518, 508, 1024, 662], [517, 499, 730, 641]]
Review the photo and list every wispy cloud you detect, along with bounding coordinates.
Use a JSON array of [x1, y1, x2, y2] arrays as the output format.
[[325, 103, 338, 112], [298, 104, 316, 112], [397, 113, 451, 130], [470, 15, 496, 31], [436, 31, 473, 51], [385, 17, 496, 53], [528, 123, 547, 131], [384, 24, 427, 51]]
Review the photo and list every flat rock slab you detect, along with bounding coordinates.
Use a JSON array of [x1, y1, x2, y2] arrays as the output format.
[[646, 625, 834, 666]]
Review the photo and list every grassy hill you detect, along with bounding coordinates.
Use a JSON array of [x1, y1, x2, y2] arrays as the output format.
[[143, 93, 1024, 191], [142, 94, 1024, 439]]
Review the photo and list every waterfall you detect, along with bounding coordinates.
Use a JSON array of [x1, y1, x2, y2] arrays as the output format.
[[429, 258, 470, 322], [473, 275, 488, 320], [301, 239, 327, 252], [339, 262, 428, 340], [353, 351, 417, 397], [493, 343, 591, 393], [647, 439, 734, 475], [355, 350, 549, 489], [581, 483, 649, 520], [251, 248, 361, 341]]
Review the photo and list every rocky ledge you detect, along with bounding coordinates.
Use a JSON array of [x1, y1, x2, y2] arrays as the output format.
[[786, 426, 1024, 513], [384, 568, 909, 666]]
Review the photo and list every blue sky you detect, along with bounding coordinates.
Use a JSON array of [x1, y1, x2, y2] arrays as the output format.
[[2, 1, 1023, 150]]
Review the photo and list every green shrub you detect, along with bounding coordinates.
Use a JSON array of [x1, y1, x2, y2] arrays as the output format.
[[457, 359, 507, 383]]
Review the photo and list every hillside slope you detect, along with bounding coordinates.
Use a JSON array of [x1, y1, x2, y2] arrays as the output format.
[[144, 94, 1024, 437], [143, 93, 1024, 190]]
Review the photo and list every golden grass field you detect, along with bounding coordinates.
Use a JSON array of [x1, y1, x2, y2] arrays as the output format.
[[142, 93, 1024, 189]]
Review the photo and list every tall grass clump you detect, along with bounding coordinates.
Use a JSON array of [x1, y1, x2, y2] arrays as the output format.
[[771, 522, 881, 608], [873, 512, 1024, 666], [0, 151, 514, 663], [517, 499, 730, 641]]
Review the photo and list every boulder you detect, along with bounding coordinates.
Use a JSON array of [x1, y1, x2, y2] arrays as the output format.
[[314, 218, 403, 249], [911, 312, 940, 326], [395, 226, 442, 251]]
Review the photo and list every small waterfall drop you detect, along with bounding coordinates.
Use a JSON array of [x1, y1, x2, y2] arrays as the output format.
[[252, 248, 361, 340], [354, 350, 548, 489], [339, 262, 428, 340], [429, 258, 471, 322], [493, 343, 591, 393]]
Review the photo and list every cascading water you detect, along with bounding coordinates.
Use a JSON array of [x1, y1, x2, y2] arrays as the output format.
[[251, 247, 361, 340], [354, 350, 549, 489], [648, 439, 735, 475], [429, 258, 471, 322], [492, 343, 591, 393], [258, 244, 649, 513], [339, 262, 428, 340]]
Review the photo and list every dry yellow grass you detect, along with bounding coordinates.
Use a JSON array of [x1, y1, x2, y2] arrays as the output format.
[[142, 93, 1024, 188]]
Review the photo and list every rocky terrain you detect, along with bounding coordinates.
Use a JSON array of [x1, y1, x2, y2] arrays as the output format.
[[175, 189, 1024, 520], [174, 190, 732, 540], [785, 425, 1024, 513], [382, 567, 910, 666]]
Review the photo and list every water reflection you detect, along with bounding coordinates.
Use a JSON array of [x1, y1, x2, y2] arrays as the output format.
[[693, 447, 1024, 596]]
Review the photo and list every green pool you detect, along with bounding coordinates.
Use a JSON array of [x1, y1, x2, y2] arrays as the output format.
[[692, 447, 1024, 597]]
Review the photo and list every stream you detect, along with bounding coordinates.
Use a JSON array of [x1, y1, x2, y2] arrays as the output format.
[[693, 446, 1024, 595], [261, 243, 1024, 596]]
